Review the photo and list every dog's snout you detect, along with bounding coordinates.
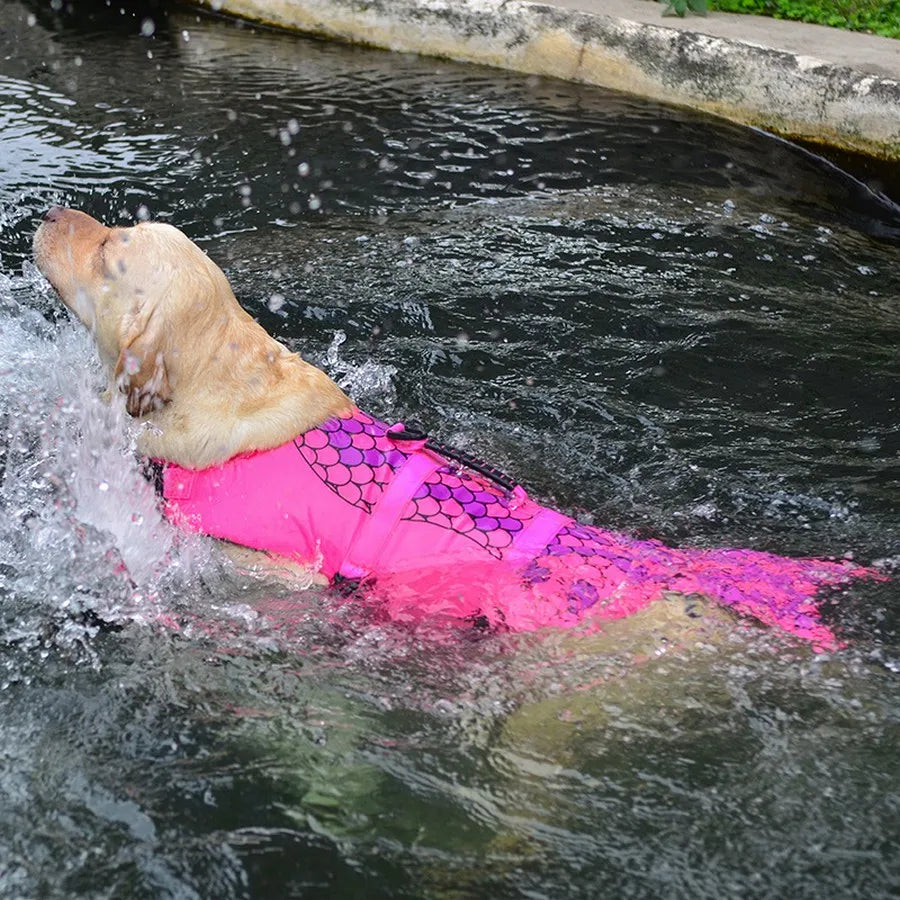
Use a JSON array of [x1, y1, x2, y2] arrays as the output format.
[[42, 206, 64, 223]]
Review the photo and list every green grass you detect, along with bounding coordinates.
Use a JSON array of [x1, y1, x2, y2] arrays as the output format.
[[710, 0, 900, 38]]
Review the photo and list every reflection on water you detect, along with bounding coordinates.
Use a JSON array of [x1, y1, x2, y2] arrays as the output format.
[[0, 1, 898, 897]]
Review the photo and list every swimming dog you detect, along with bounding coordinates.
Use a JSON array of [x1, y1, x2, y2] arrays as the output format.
[[33, 207, 878, 648]]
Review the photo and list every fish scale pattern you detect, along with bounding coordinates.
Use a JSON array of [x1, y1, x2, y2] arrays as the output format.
[[407, 465, 534, 556], [294, 411, 535, 555], [294, 410, 407, 513], [522, 520, 872, 645]]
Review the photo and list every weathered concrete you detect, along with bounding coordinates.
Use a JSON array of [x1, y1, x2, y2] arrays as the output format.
[[183, 0, 900, 160]]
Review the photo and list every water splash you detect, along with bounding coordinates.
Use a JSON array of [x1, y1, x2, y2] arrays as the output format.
[[0, 271, 213, 656], [324, 330, 397, 404]]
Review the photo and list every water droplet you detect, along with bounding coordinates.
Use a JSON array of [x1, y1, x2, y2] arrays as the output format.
[[123, 352, 140, 376]]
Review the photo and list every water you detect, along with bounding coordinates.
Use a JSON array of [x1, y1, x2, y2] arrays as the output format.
[[1, 2, 898, 897]]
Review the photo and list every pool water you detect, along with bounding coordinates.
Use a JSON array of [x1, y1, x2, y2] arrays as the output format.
[[0, 2, 898, 897]]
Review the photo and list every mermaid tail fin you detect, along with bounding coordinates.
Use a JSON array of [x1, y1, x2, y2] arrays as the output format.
[[527, 523, 884, 650], [664, 546, 878, 650]]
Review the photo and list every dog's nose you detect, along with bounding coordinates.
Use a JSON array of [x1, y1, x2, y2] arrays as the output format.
[[42, 206, 64, 223]]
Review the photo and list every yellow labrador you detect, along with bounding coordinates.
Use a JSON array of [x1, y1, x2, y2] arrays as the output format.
[[33, 207, 873, 644]]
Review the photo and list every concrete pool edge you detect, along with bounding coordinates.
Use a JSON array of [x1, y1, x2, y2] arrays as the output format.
[[180, 0, 900, 163]]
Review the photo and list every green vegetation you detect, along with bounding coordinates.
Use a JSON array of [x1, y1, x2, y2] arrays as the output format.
[[662, 0, 708, 15], [659, 0, 900, 37]]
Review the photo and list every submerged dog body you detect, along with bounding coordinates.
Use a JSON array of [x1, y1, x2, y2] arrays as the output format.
[[34, 208, 876, 648]]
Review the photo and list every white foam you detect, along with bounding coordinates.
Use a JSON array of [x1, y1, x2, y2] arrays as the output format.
[[325, 330, 397, 405], [0, 269, 205, 630]]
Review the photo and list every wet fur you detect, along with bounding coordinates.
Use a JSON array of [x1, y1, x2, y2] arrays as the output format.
[[33, 208, 352, 470]]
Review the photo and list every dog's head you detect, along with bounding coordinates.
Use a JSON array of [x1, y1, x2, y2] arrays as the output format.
[[33, 207, 351, 467], [33, 207, 239, 416]]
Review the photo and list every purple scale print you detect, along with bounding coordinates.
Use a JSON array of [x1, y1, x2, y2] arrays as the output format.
[[523, 522, 639, 614], [364, 448, 385, 467], [340, 447, 364, 467], [500, 518, 523, 533], [294, 410, 410, 513], [524, 521, 871, 646], [294, 411, 535, 557], [544, 523, 628, 563], [430, 483, 452, 501], [568, 580, 600, 613], [403, 465, 535, 558], [330, 430, 352, 450]]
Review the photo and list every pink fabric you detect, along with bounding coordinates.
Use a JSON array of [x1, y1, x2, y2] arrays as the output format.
[[158, 409, 881, 649]]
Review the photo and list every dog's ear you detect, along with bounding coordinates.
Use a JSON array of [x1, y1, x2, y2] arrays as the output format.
[[114, 316, 172, 417]]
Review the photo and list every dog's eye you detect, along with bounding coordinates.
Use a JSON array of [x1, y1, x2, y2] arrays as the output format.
[[97, 235, 114, 275]]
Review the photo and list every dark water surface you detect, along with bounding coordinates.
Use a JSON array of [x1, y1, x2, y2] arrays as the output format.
[[1, 2, 898, 898]]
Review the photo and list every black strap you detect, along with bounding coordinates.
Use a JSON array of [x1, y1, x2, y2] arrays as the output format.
[[389, 423, 518, 493], [141, 459, 166, 497], [140, 425, 519, 496]]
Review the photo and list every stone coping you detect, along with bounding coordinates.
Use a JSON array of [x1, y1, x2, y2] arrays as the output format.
[[183, 0, 900, 161]]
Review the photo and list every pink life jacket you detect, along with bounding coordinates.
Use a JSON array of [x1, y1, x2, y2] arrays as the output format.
[[157, 408, 876, 647]]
